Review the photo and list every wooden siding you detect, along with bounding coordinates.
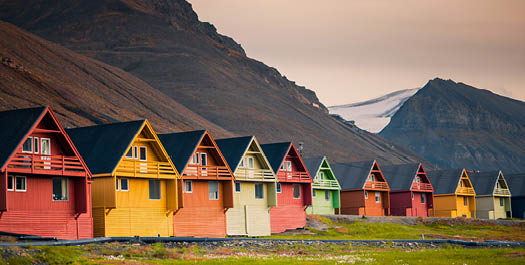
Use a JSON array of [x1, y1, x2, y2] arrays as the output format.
[[306, 189, 339, 215], [339, 190, 365, 215], [270, 183, 309, 233], [174, 180, 228, 237], [475, 196, 511, 219], [227, 181, 274, 236], [390, 191, 433, 217]]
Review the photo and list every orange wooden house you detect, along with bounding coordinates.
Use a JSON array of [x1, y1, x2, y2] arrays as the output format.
[[0, 107, 92, 239], [261, 142, 312, 233], [159, 130, 234, 237], [332, 160, 390, 216]]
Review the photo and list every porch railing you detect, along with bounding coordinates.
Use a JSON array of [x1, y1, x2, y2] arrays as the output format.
[[364, 181, 389, 190], [8, 153, 85, 176], [411, 182, 433, 191], [183, 165, 231, 179], [277, 171, 311, 182], [313, 179, 340, 189], [494, 188, 511, 196], [456, 187, 475, 195], [117, 160, 177, 178], [235, 168, 275, 180]]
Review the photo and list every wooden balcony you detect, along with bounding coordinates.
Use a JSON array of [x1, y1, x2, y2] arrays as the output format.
[[235, 168, 275, 181], [182, 165, 232, 180], [276, 171, 311, 182], [411, 182, 433, 191], [364, 181, 389, 190], [312, 179, 340, 189], [7, 153, 86, 177], [456, 187, 475, 195], [494, 187, 511, 196], [116, 160, 178, 179]]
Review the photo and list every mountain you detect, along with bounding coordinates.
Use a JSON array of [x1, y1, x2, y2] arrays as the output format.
[[380, 78, 525, 174], [329, 88, 419, 133], [0, 21, 231, 135], [0, 0, 427, 165]]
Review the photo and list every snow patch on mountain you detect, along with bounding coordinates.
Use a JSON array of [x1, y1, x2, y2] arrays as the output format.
[[328, 88, 419, 133]]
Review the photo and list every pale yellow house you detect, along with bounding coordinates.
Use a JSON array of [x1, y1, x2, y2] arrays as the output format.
[[469, 171, 512, 219]]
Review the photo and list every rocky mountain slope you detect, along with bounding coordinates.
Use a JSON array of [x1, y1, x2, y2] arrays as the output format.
[[0, 21, 231, 135], [0, 0, 427, 164], [380, 78, 525, 173], [329, 88, 419, 133]]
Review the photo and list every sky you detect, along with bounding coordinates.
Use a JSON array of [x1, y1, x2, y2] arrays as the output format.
[[189, 0, 525, 106]]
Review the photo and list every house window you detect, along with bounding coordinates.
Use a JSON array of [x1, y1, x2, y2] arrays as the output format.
[[325, 191, 330, 201], [34, 137, 39, 154], [41, 138, 51, 155], [318, 172, 325, 180], [276, 183, 281, 193], [239, 158, 245, 167], [375, 192, 381, 203], [209, 181, 219, 200], [200, 153, 207, 166], [184, 180, 193, 193], [52, 177, 68, 201], [286, 161, 292, 172], [312, 189, 316, 197], [125, 148, 133, 159], [15, 176, 26, 192], [139, 146, 147, 161], [7, 175, 14, 191], [459, 181, 463, 187], [115, 178, 119, 190], [22, 137, 33, 153], [463, 196, 468, 206], [134, 146, 138, 159], [247, 157, 254, 169], [255, 183, 264, 199], [120, 178, 129, 191], [499, 197, 504, 207], [364, 191, 368, 199], [235, 182, 241, 192], [415, 177, 420, 183], [412, 192, 414, 200], [421, 193, 425, 204], [293, 184, 301, 199], [280, 163, 285, 170], [149, 179, 161, 200]]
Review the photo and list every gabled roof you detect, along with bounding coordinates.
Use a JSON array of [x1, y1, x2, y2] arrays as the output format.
[[67, 120, 145, 175], [302, 156, 325, 177], [381, 163, 421, 191], [468, 171, 503, 196], [215, 136, 254, 172], [0, 106, 47, 171], [158, 130, 207, 173], [427, 169, 465, 195], [506, 173, 525, 197], [332, 160, 376, 190], [261, 142, 293, 174]]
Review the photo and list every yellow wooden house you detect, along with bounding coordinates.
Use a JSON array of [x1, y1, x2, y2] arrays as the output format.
[[427, 169, 476, 218], [67, 120, 180, 237]]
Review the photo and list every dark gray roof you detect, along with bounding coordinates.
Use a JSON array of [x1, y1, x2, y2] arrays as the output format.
[[0, 107, 47, 170], [427, 169, 464, 195], [506, 173, 525, 197], [468, 171, 500, 196], [215, 136, 253, 172], [66, 120, 144, 175], [332, 160, 375, 190], [302, 156, 324, 176], [261, 142, 292, 174], [158, 130, 206, 173], [381, 163, 420, 191]]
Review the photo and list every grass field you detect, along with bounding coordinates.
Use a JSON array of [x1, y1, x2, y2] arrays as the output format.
[[0, 243, 524, 264], [266, 215, 525, 241]]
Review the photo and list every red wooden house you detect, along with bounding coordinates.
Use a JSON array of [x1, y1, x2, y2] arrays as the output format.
[[261, 142, 312, 233], [0, 107, 92, 239], [159, 130, 234, 237], [381, 163, 434, 217], [332, 160, 390, 216]]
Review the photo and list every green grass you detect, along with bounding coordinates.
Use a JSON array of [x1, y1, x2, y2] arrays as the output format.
[[266, 216, 525, 241]]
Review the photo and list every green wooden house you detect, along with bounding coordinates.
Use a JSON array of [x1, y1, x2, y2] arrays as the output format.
[[303, 156, 341, 215]]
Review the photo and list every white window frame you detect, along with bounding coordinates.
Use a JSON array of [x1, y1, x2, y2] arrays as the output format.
[[365, 191, 368, 199], [7, 175, 14, 191], [33, 137, 39, 154], [325, 190, 330, 201], [415, 177, 420, 183], [280, 163, 285, 170], [463, 196, 468, 206], [200, 152, 207, 166], [134, 146, 139, 160], [499, 197, 503, 207], [40, 138, 51, 155], [239, 158, 245, 168], [184, 180, 193, 193], [15, 176, 27, 192], [293, 184, 301, 199], [254, 183, 264, 199], [247, 157, 254, 169], [235, 182, 241, 193], [318, 172, 325, 180], [120, 178, 129, 192], [421, 193, 426, 204], [115, 178, 119, 191], [286, 161, 292, 172], [276, 183, 281, 193], [125, 147, 133, 159], [139, 146, 147, 161], [312, 189, 316, 197], [209, 181, 219, 200], [52, 177, 69, 201], [411, 192, 414, 200], [375, 192, 381, 203], [149, 179, 161, 200], [22, 137, 33, 153]]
